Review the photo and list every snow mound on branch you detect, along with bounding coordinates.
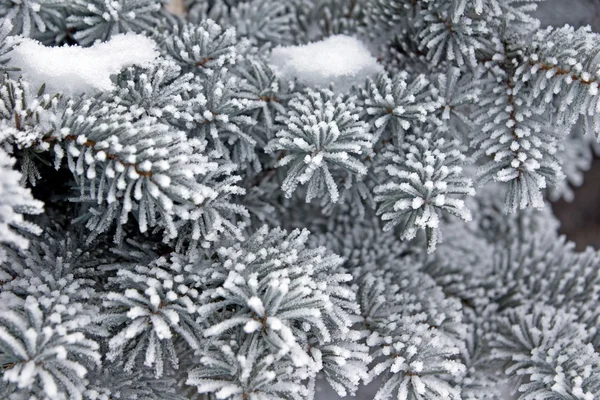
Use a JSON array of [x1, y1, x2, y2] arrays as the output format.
[[269, 35, 383, 91], [10, 34, 159, 96]]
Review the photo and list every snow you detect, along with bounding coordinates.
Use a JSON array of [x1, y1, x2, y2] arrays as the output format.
[[269, 35, 383, 91], [9, 34, 159, 96], [247, 296, 265, 316]]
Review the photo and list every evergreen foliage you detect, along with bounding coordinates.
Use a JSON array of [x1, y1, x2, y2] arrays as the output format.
[[157, 19, 238, 74], [0, 0, 63, 40], [362, 72, 436, 144], [217, 0, 296, 47], [1, 1, 600, 399], [0, 21, 16, 71], [66, 0, 166, 46], [0, 145, 43, 250], [266, 89, 372, 203], [374, 131, 475, 252]]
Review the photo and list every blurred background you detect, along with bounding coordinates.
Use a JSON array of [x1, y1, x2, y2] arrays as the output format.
[[552, 157, 600, 250]]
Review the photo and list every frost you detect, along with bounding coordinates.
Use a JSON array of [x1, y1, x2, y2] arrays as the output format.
[[2, 2, 600, 400], [269, 35, 383, 91], [9, 34, 159, 96], [266, 89, 372, 203], [0, 146, 43, 249]]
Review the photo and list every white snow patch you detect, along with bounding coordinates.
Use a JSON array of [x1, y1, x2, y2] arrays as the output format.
[[269, 35, 383, 91], [9, 34, 159, 96]]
